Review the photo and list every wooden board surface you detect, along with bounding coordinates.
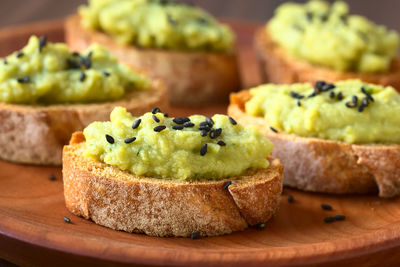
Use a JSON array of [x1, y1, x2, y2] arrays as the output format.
[[0, 20, 400, 267]]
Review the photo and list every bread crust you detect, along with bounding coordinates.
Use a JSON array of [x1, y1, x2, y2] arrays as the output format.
[[0, 81, 168, 165], [228, 90, 400, 198], [62, 132, 283, 237], [65, 14, 241, 105], [254, 27, 400, 90]]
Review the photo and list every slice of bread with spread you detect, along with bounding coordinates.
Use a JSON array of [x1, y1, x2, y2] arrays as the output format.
[[65, 0, 241, 105], [255, 0, 400, 91], [228, 81, 400, 198], [62, 108, 283, 237], [0, 36, 168, 165]]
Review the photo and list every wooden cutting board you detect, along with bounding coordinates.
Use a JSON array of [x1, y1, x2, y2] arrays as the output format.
[[0, 19, 400, 267]]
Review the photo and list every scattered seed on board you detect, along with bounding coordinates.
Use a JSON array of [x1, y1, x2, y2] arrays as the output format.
[[334, 215, 346, 221], [64, 216, 71, 223], [258, 222, 266, 229], [321, 204, 332, 211], [223, 181, 232, 189], [190, 231, 200, 239], [287, 195, 294, 203], [105, 134, 115, 144], [324, 217, 335, 223], [200, 144, 207, 156], [49, 173, 56, 181]]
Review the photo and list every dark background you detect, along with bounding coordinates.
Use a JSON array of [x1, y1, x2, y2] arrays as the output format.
[[0, 0, 399, 31]]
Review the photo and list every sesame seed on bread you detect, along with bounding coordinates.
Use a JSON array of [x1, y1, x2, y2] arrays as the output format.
[[62, 132, 283, 237], [228, 90, 400, 198]]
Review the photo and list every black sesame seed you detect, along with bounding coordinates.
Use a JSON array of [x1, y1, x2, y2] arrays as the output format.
[[197, 17, 208, 24], [337, 92, 343, 101], [154, 125, 166, 132], [361, 87, 374, 102], [200, 143, 207, 156], [173, 117, 190, 124], [16, 51, 24, 58], [223, 180, 232, 189], [183, 122, 195, 128], [172, 125, 184, 130], [287, 195, 294, 203], [39, 35, 47, 52], [164, 113, 168, 117], [209, 128, 222, 139], [345, 101, 357, 108], [151, 107, 161, 114], [17, 76, 30, 83], [79, 72, 86, 82], [217, 140, 226, 146], [315, 80, 326, 90], [132, 119, 141, 129], [290, 91, 304, 99], [357, 103, 365, 113], [321, 204, 332, 211], [124, 137, 136, 144], [321, 83, 335, 92], [200, 130, 208, 137], [71, 52, 80, 57], [190, 231, 200, 239], [324, 216, 335, 223], [352, 95, 358, 105], [206, 117, 214, 126], [199, 125, 211, 132], [308, 92, 317, 98], [306, 12, 313, 22], [334, 215, 346, 221], [81, 52, 92, 69], [103, 71, 110, 77], [257, 222, 266, 229], [152, 114, 160, 123], [270, 127, 278, 133], [49, 173, 56, 181], [3, 59, 7, 65], [64, 216, 71, 223], [297, 100, 301, 107], [105, 134, 115, 144], [66, 58, 80, 69], [228, 116, 237, 125], [199, 121, 210, 127], [329, 91, 335, 99]]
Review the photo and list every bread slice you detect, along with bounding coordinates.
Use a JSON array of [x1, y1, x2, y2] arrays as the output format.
[[254, 28, 400, 91], [0, 80, 168, 165], [63, 132, 283, 237], [64, 15, 241, 105], [228, 90, 400, 198]]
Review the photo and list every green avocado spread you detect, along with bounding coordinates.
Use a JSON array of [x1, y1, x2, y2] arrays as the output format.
[[83, 107, 273, 180], [0, 36, 150, 104], [245, 79, 400, 144], [79, 0, 235, 52], [267, 0, 399, 73]]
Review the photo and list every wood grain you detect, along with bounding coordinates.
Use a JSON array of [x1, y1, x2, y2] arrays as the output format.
[[0, 19, 400, 267]]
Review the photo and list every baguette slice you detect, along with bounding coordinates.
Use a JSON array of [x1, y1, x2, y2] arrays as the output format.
[[63, 132, 283, 237], [228, 90, 400, 198], [254, 28, 400, 91], [65, 15, 241, 105], [0, 80, 168, 165]]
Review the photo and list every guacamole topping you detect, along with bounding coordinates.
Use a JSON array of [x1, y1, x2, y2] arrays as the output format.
[[267, 0, 399, 73], [245, 79, 400, 144], [79, 0, 235, 52], [83, 107, 273, 180], [0, 36, 150, 104]]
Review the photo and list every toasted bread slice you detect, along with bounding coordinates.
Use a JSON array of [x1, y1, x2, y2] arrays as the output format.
[[0, 81, 168, 165], [228, 90, 400, 198], [65, 15, 241, 106], [254, 28, 400, 91], [63, 132, 283, 237]]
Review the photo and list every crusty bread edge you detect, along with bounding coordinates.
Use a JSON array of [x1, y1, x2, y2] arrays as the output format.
[[254, 27, 400, 91], [63, 132, 283, 237], [0, 80, 168, 165], [228, 90, 400, 198]]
